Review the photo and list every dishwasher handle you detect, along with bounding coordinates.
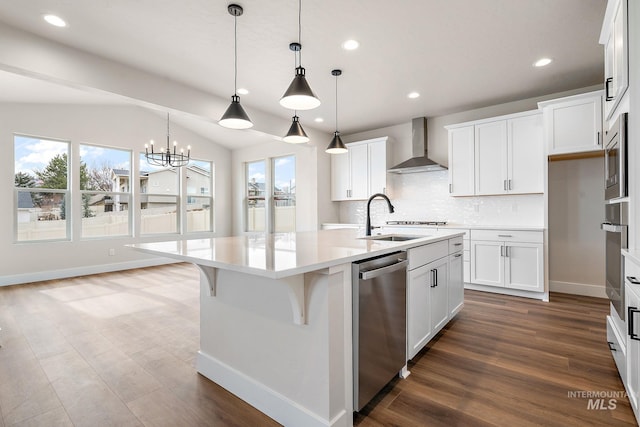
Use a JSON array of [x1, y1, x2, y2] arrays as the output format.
[[359, 259, 409, 280]]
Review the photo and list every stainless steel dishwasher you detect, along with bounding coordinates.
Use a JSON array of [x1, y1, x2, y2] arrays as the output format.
[[352, 251, 408, 411]]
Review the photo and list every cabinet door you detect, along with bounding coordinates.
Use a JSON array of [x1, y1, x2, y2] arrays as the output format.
[[626, 284, 640, 413], [349, 143, 369, 200], [545, 94, 603, 155], [448, 253, 464, 317], [330, 150, 350, 201], [612, 0, 628, 107], [471, 240, 504, 287], [475, 120, 508, 195], [448, 126, 475, 196], [431, 258, 449, 334], [604, 27, 615, 118], [407, 264, 432, 359], [368, 139, 387, 195], [508, 114, 544, 194], [504, 243, 543, 292]]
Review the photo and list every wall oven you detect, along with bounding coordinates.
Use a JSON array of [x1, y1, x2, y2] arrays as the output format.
[[602, 202, 628, 320], [604, 112, 628, 201]]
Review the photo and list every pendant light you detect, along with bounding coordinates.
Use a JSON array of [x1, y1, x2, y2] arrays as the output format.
[[283, 111, 309, 143], [145, 112, 191, 167], [326, 69, 347, 154], [279, 0, 320, 111], [219, 4, 253, 130]]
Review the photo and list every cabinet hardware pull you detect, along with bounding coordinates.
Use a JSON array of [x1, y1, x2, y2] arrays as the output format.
[[627, 276, 640, 285], [605, 77, 614, 101], [500, 246, 504, 257], [503, 180, 507, 191], [449, 183, 452, 193], [597, 131, 600, 146], [434, 268, 438, 287], [498, 234, 512, 238], [454, 243, 462, 246], [607, 341, 617, 351], [508, 179, 512, 190], [430, 269, 436, 288], [629, 306, 640, 340], [454, 253, 462, 258], [506, 246, 510, 257]]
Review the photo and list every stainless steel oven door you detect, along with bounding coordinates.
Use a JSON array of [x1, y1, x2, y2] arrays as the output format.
[[604, 113, 627, 201], [602, 218, 627, 320]]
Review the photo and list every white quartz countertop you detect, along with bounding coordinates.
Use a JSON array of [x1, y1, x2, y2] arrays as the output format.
[[129, 229, 463, 279]]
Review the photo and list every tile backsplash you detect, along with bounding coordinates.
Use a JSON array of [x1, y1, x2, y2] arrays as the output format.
[[339, 170, 544, 227]]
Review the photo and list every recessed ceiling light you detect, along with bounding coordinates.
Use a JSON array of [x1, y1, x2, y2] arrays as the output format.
[[534, 58, 552, 67], [44, 14, 67, 27], [314, 117, 324, 123], [237, 88, 249, 95], [342, 39, 359, 50], [408, 92, 420, 99]]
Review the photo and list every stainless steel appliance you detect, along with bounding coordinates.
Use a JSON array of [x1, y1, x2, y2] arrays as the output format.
[[352, 251, 408, 411], [604, 112, 628, 201], [602, 202, 628, 320]]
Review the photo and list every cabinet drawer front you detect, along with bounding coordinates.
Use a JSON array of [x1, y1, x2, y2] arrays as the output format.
[[470, 229, 543, 243], [449, 237, 464, 254], [408, 240, 448, 270]]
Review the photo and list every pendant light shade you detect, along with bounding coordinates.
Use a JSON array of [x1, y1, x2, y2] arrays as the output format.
[[283, 114, 309, 143], [326, 131, 347, 154], [219, 4, 253, 130], [280, 64, 321, 110], [326, 69, 348, 154], [219, 94, 253, 129], [280, 0, 320, 111]]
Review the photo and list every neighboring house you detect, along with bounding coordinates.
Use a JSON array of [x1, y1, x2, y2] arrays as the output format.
[[17, 192, 35, 223]]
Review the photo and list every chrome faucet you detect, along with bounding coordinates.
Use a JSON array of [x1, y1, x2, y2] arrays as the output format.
[[365, 193, 395, 236]]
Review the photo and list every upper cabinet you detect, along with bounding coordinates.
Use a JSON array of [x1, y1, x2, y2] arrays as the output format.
[[601, 0, 629, 122], [446, 111, 544, 197], [331, 137, 389, 201], [538, 91, 604, 156]]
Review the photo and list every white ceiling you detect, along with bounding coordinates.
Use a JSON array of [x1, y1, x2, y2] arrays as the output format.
[[0, 0, 607, 148]]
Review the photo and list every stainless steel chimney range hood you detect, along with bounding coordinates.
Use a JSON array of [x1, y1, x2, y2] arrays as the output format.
[[388, 117, 447, 174]]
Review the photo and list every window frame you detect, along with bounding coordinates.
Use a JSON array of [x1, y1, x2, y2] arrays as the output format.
[[185, 159, 214, 234]]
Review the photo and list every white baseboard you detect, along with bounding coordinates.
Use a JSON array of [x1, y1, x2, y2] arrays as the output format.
[[0, 258, 177, 287], [464, 283, 548, 301], [197, 351, 348, 427], [549, 280, 607, 299]]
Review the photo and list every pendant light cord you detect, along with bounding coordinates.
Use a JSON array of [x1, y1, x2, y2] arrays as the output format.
[[166, 112, 170, 147], [335, 74, 339, 131], [234, 13, 238, 94], [297, 0, 302, 67]]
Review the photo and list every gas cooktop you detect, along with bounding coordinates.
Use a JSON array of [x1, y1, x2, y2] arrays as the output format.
[[386, 220, 448, 226]]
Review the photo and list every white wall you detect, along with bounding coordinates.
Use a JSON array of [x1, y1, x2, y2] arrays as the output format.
[[548, 157, 605, 293], [0, 104, 232, 285]]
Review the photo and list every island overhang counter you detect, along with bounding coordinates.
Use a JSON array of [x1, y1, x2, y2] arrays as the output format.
[[129, 228, 464, 427]]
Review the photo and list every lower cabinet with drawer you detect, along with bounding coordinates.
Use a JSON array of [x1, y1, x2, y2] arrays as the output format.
[[470, 229, 544, 293]]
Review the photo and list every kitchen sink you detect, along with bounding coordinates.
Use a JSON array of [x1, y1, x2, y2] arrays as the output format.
[[362, 234, 425, 242]]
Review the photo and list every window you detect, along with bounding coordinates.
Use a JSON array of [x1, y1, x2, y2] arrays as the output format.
[[246, 160, 266, 232], [245, 156, 296, 233], [273, 155, 296, 232], [80, 144, 132, 238], [14, 135, 70, 242], [139, 153, 179, 234], [186, 160, 213, 233]]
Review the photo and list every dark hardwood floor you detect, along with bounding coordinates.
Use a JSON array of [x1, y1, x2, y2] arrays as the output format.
[[0, 264, 636, 426]]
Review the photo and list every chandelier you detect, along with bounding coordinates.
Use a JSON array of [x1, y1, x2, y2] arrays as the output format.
[[145, 112, 191, 167]]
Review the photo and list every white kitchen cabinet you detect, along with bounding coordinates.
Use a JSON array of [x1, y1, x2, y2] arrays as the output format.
[[601, 0, 628, 121], [626, 282, 639, 415], [475, 120, 507, 195], [447, 126, 475, 196], [330, 137, 388, 201], [447, 111, 543, 197], [538, 91, 603, 155], [407, 237, 463, 360], [448, 250, 464, 317], [470, 230, 544, 292]]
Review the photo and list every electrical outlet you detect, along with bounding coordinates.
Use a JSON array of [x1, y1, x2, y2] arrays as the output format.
[[108, 248, 115, 256]]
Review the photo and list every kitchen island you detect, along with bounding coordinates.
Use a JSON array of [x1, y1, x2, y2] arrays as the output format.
[[130, 228, 463, 427]]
